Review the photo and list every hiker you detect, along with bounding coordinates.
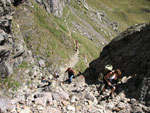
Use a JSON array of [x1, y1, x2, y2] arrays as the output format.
[[54, 72, 59, 80], [41, 76, 51, 86], [41, 76, 47, 83], [65, 67, 76, 83], [75, 40, 78, 51], [101, 69, 121, 98]]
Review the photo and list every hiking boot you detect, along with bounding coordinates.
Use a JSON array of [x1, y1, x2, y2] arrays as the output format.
[[68, 81, 72, 84], [100, 91, 103, 95]]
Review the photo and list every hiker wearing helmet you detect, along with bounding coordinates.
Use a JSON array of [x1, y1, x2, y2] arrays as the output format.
[[102, 69, 121, 98], [65, 67, 76, 84]]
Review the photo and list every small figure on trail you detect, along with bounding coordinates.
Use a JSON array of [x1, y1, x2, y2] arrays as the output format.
[[65, 67, 76, 84], [101, 68, 121, 98], [53, 72, 59, 80], [75, 40, 78, 52], [41, 76, 47, 83], [40, 76, 51, 86]]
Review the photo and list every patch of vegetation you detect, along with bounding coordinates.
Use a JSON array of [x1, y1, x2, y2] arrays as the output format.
[[75, 56, 87, 72], [12, 0, 76, 67], [0, 76, 21, 92], [18, 61, 30, 69], [72, 32, 100, 72]]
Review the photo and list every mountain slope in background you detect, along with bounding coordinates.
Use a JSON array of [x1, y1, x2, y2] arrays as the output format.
[[0, 0, 150, 112]]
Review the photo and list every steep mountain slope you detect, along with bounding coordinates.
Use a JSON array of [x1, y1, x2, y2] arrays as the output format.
[[11, 0, 150, 74], [0, 0, 150, 112], [12, 0, 102, 73], [0, 0, 149, 96]]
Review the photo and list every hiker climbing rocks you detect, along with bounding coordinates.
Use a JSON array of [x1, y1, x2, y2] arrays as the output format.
[[101, 68, 121, 98], [65, 67, 76, 83]]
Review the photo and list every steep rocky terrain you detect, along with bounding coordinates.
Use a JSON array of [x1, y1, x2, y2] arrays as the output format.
[[0, 0, 150, 113]]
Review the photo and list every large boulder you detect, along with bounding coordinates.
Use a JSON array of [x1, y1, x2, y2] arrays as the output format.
[[85, 23, 150, 105], [86, 23, 150, 78]]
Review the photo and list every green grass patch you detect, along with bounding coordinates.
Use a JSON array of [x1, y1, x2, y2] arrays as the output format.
[[72, 32, 100, 59], [0, 76, 21, 92], [18, 61, 30, 69]]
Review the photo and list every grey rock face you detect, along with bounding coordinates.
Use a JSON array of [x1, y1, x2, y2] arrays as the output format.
[[0, 0, 14, 77], [35, 0, 65, 17], [0, 0, 34, 78], [38, 59, 46, 67]]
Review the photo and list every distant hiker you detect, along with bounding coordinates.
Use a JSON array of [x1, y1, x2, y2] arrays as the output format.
[[54, 72, 59, 80], [75, 40, 78, 52], [65, 67, 76, 83], [41, 76, 51, 86], [41, 76, 47, 83], [101, 68, 121, 98]]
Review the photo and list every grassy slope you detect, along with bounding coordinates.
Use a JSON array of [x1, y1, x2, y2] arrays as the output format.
[[72, 32, 100, 72], [11, 0, 100, 73], [62, 3, 101, 72], [12, 0, 76, 68], [86, 0, 150, 31], [65, 0, 150, 72]]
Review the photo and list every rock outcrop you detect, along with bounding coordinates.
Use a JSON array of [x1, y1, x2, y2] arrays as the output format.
[[35, 0, 65, 17], [86, 23, 150, 106], [0, 0, 34, 78], [0, 0, 14, 77]]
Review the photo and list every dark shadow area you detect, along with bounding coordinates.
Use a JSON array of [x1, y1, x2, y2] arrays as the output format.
[[83, 66, 101, 85], [83, 66, 150, 106], [13, 0, 25, 6]]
